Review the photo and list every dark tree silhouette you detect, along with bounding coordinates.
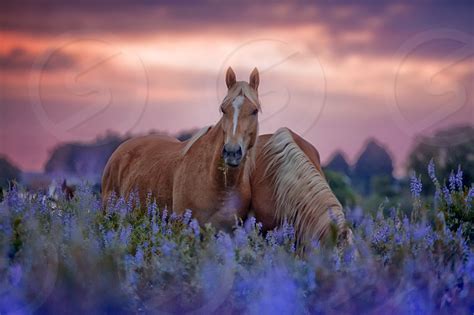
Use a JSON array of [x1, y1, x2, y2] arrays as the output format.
[[353, 139, 394, 195], [44, 129, 202, 183], [325, 151, 351, 177], [45, 132, 126, 181], [0, 155, 21, 190]]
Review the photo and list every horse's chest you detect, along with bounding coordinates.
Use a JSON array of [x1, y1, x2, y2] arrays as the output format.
[[191, 187, 250, 222], [219, 189, 249, 214], [200, 186, 247, 209]]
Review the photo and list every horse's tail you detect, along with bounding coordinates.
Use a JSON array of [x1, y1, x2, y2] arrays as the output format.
[[260, 127, 352, 248]]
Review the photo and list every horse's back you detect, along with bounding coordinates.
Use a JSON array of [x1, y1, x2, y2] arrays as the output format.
[[251, 128, 323, 230], [102, 134, 183, 206]]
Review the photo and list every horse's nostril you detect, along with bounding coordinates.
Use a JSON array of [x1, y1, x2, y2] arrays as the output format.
[[222, 144, 242, 164], [236, 147, 242, 158]]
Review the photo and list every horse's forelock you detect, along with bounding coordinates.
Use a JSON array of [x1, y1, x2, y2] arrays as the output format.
[[222, 82, 261, 112]]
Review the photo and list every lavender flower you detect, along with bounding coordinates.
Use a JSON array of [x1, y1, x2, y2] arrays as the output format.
[[244, 216, 256, 233], [282, 221, 295, 240], [1, 174, 473, 313], [160, 240, 176, 256], [104, 230, 115, 247], [265, 232, 277, 249], [466, 187, 474, 209], [8, 264, 22, 286], [413, 225, 430, 242], [372, 224, 390, 244], [147, 200, 157, 218], [152, 219, 159, 235], [183, 209, 192, 225], [442, 185, 453, 206], [135, 247, 144, 266], [234, 228, 248, 248], [161, 208, 168, 230], [427, 159, 437, 183], [170, 212, 178, 221], [189, 219, 200, 237], [410, 174, 422, 198], [115, 196, 127, 217], [119, 225, 132, 245], [455, 165, 463, 190], [448, 171, 456, 192], [216, 232, 235, 260]]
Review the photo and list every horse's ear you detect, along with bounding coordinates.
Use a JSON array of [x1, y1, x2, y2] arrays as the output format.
[[249, 67, 259, 90], [226, 67, 236, 89]]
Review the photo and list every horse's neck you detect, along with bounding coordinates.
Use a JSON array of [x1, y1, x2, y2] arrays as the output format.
[[203, 121, 249, 190]]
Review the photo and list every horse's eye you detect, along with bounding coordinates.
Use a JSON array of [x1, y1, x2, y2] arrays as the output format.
[[251, 109, 258, 116], [221, 107, 226, 114]]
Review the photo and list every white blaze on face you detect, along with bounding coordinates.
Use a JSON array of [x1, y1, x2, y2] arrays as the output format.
[[232, 95, 244, 135]]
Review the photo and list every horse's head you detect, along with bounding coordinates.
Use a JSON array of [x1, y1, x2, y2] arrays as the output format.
[[220, 67, 261, 167]]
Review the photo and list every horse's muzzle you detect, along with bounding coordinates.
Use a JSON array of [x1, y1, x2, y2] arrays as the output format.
[[222, 143, 242, 167]]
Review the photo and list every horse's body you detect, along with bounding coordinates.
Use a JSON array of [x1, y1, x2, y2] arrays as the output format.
[[102, 67, 351, 247], [251, 128, 352, 247], [102, 68, 261, 231], [102, 126, 253, 230]]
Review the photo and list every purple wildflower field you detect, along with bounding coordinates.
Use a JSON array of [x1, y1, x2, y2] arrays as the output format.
[[0, 162, 473, 314]]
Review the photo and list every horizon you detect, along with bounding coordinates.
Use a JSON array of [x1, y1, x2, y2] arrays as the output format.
[[1, 1, 473, 175], [6, 123, 471, 180]]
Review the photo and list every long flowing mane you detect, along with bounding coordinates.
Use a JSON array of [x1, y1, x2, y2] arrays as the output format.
[[259, 128, 351, 247]]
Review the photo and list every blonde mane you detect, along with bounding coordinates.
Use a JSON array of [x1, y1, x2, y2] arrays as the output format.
[[181, 126, 212, 155], [260, 128, 351, 247]]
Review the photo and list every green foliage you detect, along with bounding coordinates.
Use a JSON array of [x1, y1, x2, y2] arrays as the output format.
[[0, 155, 20, 190], [323, 170, 356, 207], [407, 125, 474, 195], [371, 175, 397, 198], [441, 188, 474, 243]]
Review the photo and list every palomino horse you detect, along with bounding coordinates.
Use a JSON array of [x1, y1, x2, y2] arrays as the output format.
[[102, 67, 261, 231], [251, 128, 353, 248]]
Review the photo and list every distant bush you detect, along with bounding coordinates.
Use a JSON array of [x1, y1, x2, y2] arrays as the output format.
[[407, 125, 474, 195], [324, 170, 357, 207], [0, 155, 20, 193], [0, 164, 473, 313]]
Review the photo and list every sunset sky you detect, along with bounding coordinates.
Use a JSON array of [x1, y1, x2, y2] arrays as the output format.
[[0, 0, 473, 175]]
